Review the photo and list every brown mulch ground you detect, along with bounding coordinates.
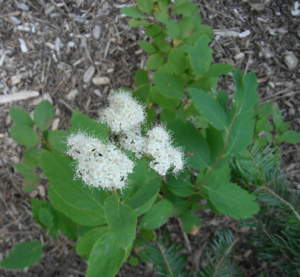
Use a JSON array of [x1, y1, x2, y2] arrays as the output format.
[[0, 0, 299, 276]]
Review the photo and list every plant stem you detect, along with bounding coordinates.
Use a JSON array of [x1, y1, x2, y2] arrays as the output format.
[[263, 186, 300, 224], [195, 107, 238, 190], [212, 238, 239, 277], [156, 241, 174, 277]]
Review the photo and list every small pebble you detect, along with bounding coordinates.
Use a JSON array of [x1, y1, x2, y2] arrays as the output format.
[[283, 52, 298, 70], [92, 25, 102, 39], [18, 38, 28, 53], [92, 77, 110, 85], [83, 65, 95, 83], [66, 89, 79, 100]]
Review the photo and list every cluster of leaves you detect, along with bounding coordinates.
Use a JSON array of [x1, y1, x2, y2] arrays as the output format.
[[2, 0, 300, 276]]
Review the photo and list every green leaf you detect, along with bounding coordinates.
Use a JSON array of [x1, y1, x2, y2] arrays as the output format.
[[0, 241, 43, 269], [205, 126, 224, 161], [207, 182, 259, 219], [183, 35, 212, 76], [256, 116, 272, 133], [144, 106, 156, 132], [23, 173, 39, 192], [276, 130, 300, 144], [48, 130, 68, 152], [33, 100, 54, 131], [139, 200, 173, 230], [31, 199, 52, 230], [146, 53, 164, 70], [129, 256, 139, 267], [189, 88, 228, 130], [272, 106, 285, 133], [125, 179, 161, 216], [160, 108, 176, 122], [166, 171, 194, 197], [217, 90, 229, 112], [128, 19, 150, 27], [133, 84, 151, 104], [39, 207, 53, 230], [167, 119, 211, 169], [181, 210, 201, 233], [259, 101, 274, 118], [174, 0, 187, 8], [121, 6, 144, 18], [153, 70, 184, 99], [137, 0, 153, 14], [164, 19, 180, 40], [194, 116, 209, 129], [150, 86, 180, 109], [171, 2, 198, 16], [145, 24, 163, 36], [86, 233, 125, 277], [139, 41, 158, 54], [54, 208, 78, 239], [9, 107, 33, 126], [178, 17, 194, 40], [15, 162, 34, 174], [40, 151, 107, 226], [75, 227, 109, 260], [134, 69, 149, 88], [10, 124, 39, 147], [70, 111, 109, 138], [184, 25, 213, 44], [233, 69, 258, 113], [31, 199, 78, 239], [140, 229, 156, 241], [105, 194, 137, 250], [225, 109, 255, 155], [24, 148, 41, 167], [123, 160, 158, 200], [197, 156, 230, 189], [203, 63, 234, 78], [155, 39, 172, 53], [168, 48, 186, 74]]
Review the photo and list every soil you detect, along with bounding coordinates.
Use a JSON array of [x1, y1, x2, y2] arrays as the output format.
[[0, 0, 299, 276]]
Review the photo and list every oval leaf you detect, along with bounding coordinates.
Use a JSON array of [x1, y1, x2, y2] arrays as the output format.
[[121, 6, 144, 18], [40, 151, 107, 226], [34, 100, 54, 131], [189, 88, 228, 130], [105, 194, 137, 250], [86, 233, 125, 277], [9, 107, 33, 126], [153, 70, 184, 99], [207, 182, 259, 219], [167, 119, 211, 170], [0, 241, 43, 269], [10, 124, 39, 147], [139, 200, 173, 230]]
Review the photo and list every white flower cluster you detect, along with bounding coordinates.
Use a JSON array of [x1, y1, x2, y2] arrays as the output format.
[[146, 126, 185, 176], [100, 90, 145, 133], [120, 129, 147, 159], [66, 132, 134, 190], [100, 90, 185, 176]]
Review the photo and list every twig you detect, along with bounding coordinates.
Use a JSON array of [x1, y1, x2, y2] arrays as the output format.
[[263, 186, 300, 224], [212, 238, 239, 277], [155, 241, 174, 277], [177, 217, 192, 254]]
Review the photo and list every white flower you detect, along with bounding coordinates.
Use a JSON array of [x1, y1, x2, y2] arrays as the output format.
[[120, 128, 147, 158], [66, 132, 134, 191], [100, 90, 145, 133], [145, 125, 185, 176]]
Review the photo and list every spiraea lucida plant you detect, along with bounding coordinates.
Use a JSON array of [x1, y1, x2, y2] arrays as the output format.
[[2, 0, 300, 276]]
